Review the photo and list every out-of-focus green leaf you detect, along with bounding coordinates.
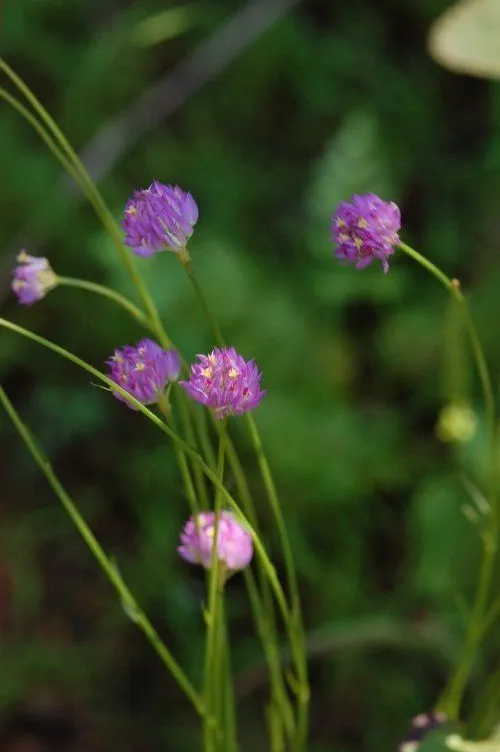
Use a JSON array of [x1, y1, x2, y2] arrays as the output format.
[[131, 5, 199, 48], [428, 0, 500, 79]]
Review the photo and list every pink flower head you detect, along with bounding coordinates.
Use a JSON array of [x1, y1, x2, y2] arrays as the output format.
[[11, 251, 57, 305], [332, 193, 401, 273], [180, 347, 265, 419], [178, 511, 253, 575], [122, 181, 198, 257], [106, 339, 181, 409]]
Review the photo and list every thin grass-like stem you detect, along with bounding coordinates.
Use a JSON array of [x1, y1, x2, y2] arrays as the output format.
[[0, 386, 204, 715], [399, 241, 498, 719]]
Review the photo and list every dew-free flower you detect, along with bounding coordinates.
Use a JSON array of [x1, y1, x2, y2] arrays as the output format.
[[11, 251, 58, 305], [106, 338, 181, 409], [180, 347, 265, 419], [398, 712, 448, 752], [178, 511, 253, 575], [331, 193, 401, 273], [122, 181, 199, 257]]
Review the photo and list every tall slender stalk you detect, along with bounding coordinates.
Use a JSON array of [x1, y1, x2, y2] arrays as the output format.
[[0, 317, 293, 640], [398, 241, 498, 719], [0, 57, 170, 345], [1, 57, 301, 747], [179, 257, 310, 748], [221, 598, 238, 752], [204, 420, 228, 751], [57, 277, 152, 329], [0, 386, 204, 716]]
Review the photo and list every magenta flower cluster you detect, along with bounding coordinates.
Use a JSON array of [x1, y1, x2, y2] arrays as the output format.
[[107, 338, 181, 409], [122, 181, 199, 257], [178, 511, 253, 574], [11, 251, 57, 305], [331, 193, 401, 273], [10, 183, 402, 582], [180, 347, 266, 419]]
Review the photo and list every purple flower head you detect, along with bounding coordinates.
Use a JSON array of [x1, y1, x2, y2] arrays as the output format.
[[398, 712, 449, 752], [178, 511, 253, 575], [11, 251, 58, 305], [122, 181, 199, 257], [180, 347, 265, 419], [331, 193, 401, 273], [106, 339, 181, 409]]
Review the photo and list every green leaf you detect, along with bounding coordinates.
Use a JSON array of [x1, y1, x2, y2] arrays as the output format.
[[429, 0, 500, 80]]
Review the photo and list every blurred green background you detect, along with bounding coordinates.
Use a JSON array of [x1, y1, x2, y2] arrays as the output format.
[[1, 0, 500, 750]]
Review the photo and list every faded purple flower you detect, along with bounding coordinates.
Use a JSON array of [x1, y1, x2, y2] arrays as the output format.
[[178, 511, 253, 574], [398, 712, 449, 752], [107, 338, 181, 409], [332, 193, 401, 273], [11, 251, 57, 305], [180, 347, 265, 419], [122, 181, 199, 257]]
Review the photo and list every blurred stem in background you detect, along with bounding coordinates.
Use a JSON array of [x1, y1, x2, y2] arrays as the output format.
[[398, 242, 498, 722]]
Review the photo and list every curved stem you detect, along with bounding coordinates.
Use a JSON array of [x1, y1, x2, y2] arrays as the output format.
[[245, 413, 309, 750], [0, 386, 204, 715], [244, 568, 295, 744], [398, 241, 498, 718], [0, 317, 292, 632], [0, 57, 171, 349], [57, 277, 153, 329]]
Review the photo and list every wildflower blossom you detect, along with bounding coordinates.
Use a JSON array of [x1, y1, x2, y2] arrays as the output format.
[[106, 339, 180, 409], [11, 251, 57, 305], [180, 347, 265, 419], [331, 193, 401, 272], [178, 511, 253, 575], [122, 181, 199, 257], [398, 712, 449, 752]]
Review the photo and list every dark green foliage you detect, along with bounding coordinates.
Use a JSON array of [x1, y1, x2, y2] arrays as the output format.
[[1, 0, 500, 749]]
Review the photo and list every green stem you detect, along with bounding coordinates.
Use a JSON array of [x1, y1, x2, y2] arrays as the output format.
[[180, 258, 309, 748], [175, 390, 210, 510], [245, 413, 309, 750], [221, 597, 238, 752], [226, 437, 295, 742], [244, 568, 295, 746], [58, 277, 152, 329], [180, 258, 225, 347], [0, 87, 84, 192], [157, 396, 200, 517], [0, 385, 204, 715], [204, 419, 227, 751], [398, 241, 498, 719], [0, 317, 292, 650], [0, 58, 171, 349]]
